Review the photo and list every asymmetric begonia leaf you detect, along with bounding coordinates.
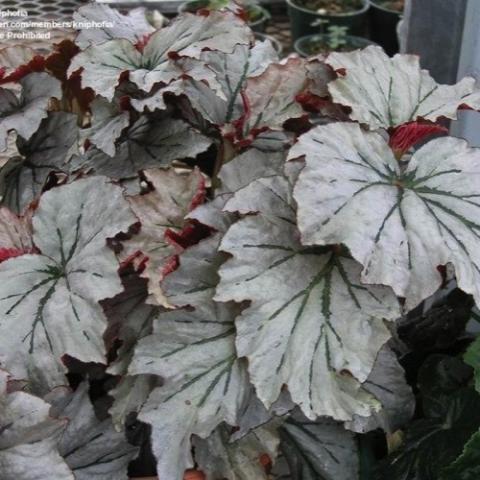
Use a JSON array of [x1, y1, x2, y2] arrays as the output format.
[[82, 98, 129, 157], [129, 301, 250, 480], [0, 73, 61, 152], [216, 175, 399, 419], [327, 46, 480, 129], [163, 42, 277, 126], [46, 382, 138, 479], [129, 225, 250, 479], [346, 347, 414, 434], [74, 116, 210, 190], [241, 58, 306, 131], [0, 370, 73, 480], [121, 167, 205, 306], [218, 148, 286, 195], [194, 422, 280, 480], [73, 3, 155, 49], [224, 58, 306, 144], [290, 122, 480, 310], [69, 12, 251, 99], [279, 410, 359, 480], [163, 231, 292, 444], [1, 112, 78, 212], [0, 177, 136, 391]]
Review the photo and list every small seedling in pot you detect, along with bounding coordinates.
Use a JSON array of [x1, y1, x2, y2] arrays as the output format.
[[310, 17, 329, 29], [326, 25, 348, 49]]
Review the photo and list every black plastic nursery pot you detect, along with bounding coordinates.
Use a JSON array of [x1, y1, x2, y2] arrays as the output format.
[[369, 0, 402, 55], [294, 33, 376, 57], [178, 0, 271, 32], [246, 4, 271, 32], [286, 0, 369, 43]]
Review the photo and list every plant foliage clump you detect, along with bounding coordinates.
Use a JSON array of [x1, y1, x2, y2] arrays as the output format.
[[1, 3, 480, 479]]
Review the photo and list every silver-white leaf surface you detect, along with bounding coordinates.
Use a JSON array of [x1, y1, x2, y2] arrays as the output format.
[[216, 175, 399, 420], [47, 382, 138, 479], [69, 12, 251, 99], [2, 112, 78, 212], [74, 3, 154, 49], [74, 116, 210, 190], [130, 302, 250, 480], [0, 370, 73, 480], [290, 121, 480, 310], [194, 422, 280, 480], [346, 347, 414, 434], [0, 73, 61, 151], [279, 411, 359, 480], [0, 177, 136, 391], [121, 167, 205, 306], [327, 46, 480, 129]]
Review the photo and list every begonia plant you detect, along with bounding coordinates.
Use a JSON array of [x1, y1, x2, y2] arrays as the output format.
[[1, 3, 480, 479]]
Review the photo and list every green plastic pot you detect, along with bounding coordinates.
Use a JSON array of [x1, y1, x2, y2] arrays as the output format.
[[294, 33, 376, 57], [369, 0, 402, 55], [178, 1, 271, 32], [287, 0, 370, 43]]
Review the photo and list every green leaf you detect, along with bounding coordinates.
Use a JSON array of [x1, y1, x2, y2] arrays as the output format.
[[377, 356, 480, 480], [441, 430, 480, 480], [465, 336, 480, 393]]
